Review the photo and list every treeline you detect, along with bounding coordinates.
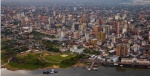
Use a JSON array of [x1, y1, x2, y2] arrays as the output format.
[[9, 54, 49, 69], [1, 40, 29, 62], [83, 48, 100, 55], [60, 54, 85, 68], [43, 40, 60, 52], [31, 31, 55, 38]]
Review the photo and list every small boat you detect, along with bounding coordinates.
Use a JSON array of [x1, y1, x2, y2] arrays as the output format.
[[92, 67, 98, 71], [120, 65, 123, 67], [43, 69, 58, 74]]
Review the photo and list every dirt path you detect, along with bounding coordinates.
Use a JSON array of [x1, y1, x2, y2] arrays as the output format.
[[1, 57, 13, 67]]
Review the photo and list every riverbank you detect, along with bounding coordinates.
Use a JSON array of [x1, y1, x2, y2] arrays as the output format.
[[2, 62, 86, 71]]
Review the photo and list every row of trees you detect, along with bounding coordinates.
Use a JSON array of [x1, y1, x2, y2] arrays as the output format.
[[83, 48, 100, 55]]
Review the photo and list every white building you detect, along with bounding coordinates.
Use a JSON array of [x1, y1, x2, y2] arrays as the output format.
[[70, 46, 85, 54]]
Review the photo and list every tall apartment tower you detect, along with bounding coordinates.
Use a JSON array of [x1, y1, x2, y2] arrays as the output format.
[[115, 21, 120, 35], [149, 31, 150, 41], [97, 32, 106, 41], [116, 44, 128, 57]]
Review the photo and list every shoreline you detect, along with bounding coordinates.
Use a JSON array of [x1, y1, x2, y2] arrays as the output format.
[[1, 62, 86, 71]]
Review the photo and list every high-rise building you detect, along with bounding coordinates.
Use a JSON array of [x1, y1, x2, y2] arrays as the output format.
[[74, 7, 77, 11], [149, 31, 150, 41], [80, 23, 87, 30], [90, 39, 97, 45], [103, 25, 111, 35], [42, 16, 47, 22], [48, 17, 54, 24], [99, 18, 105, 25], [94, 25, 101, 35], [62, 15, 66, 23], [97, 32, 106, 41], [115, 21, 120, 35], [25, 16, 29, 22], [85, 33, 89, 42], [68, 15, 73, 21], [53, 11, 56, 16], [16, 13, 21, 20], [38, 15, 42, 21], [29, 16, 33, 23], [112, 36, 116, 43], [101, 32, 106, 41], [60, 31, 65, 38], [74, 31, 79, 39], [116, 44, 128, 57], [21, 17, 25, 25], [46, 24, 50, 30]]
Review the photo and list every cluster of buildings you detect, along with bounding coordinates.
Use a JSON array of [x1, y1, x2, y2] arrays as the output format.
[[1, 3, 150, 67]]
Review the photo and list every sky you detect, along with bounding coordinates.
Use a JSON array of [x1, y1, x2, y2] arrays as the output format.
[[1, 0, 131, 2]]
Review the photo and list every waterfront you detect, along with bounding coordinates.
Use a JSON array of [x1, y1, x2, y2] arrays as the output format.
[[1, 66, 150, 76]]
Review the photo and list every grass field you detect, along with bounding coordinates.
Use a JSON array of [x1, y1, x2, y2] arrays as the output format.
[[4, 51, 77, 70], [42, 52, 75, 63]]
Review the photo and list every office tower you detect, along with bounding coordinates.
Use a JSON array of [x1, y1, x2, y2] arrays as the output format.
[[115, 21, 120, 35], [116, 44, 128, 57]]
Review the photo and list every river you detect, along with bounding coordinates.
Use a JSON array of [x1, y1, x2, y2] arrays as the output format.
[[1, 66, 150, 76]]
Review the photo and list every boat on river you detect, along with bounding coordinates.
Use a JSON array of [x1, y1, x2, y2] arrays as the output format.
[[43, 69, 58, 74]]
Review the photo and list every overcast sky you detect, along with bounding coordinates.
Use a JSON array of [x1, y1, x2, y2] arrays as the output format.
[[2, 0, 131, 2]]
